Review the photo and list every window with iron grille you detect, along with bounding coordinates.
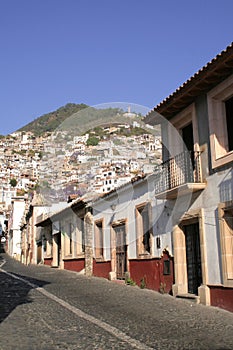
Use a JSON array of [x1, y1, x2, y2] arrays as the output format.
[[95, 220, 104, 258], [136, 203, 152, 255], [225, 97, 233, 152], [207, 75, 233, 168]]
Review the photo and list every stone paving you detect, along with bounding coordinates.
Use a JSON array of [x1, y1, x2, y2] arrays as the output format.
[[0, 253, 233, 350]]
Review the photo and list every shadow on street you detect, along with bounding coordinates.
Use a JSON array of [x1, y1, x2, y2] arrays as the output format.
[[0, 252, 49, 323]]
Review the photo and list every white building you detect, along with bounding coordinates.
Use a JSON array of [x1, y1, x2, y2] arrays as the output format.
[[0, 186, 17, 209], [8, 196, 27, 260]]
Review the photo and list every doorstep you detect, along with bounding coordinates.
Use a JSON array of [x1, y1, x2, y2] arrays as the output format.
[[112, 279, 125, 284], [176, 293, 200, 304]]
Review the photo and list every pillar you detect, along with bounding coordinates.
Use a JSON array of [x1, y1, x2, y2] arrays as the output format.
[[84, 211, 93, 277]]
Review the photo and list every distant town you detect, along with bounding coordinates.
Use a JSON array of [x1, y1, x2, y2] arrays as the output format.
[[0, 107, 162, 213]]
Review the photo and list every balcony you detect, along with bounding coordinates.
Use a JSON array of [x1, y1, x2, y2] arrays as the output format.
[[154, 151, 206, 199]]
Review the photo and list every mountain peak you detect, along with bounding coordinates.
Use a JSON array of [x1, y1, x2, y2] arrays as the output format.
[[18, 103, 89, 136]]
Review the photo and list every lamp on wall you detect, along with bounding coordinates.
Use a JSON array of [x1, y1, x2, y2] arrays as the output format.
[[110, 203, 117, 212], [156, 236, 161, 249]]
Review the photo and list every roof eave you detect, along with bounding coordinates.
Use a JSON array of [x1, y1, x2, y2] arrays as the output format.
[[146, 42, 233, 121]]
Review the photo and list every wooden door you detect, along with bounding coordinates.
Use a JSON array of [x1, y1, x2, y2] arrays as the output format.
[[184, 223, 202, 294], [54, 233, 61, 267], [37, 244, 42, 264], [115, 224, 127, 279], [57, 233, 61, 267]]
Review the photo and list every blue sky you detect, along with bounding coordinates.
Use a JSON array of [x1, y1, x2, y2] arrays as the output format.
[[0, 0, 233, 135]]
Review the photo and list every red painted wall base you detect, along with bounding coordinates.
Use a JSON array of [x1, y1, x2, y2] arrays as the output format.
[[63, 259, 85, 272], [44, 258, 53, 266], [93, 260, 111, 279], [129, 252, 174, 294], [210, 286, 233, 313]]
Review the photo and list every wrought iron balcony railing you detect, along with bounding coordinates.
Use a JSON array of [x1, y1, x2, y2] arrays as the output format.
[[154, 151, 202, 195]]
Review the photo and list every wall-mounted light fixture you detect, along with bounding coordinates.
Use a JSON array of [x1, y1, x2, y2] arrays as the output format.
[[156, 236, 161, 249], [163, 259, 171, 275], [110, 203, 116, 211]]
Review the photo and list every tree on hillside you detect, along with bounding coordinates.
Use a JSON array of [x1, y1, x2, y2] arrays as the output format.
[[86, 136, 99, 147], [9, 178, 17, 187]]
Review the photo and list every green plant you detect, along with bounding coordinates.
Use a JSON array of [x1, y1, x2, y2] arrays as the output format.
[[125, 277, 136, 286], [159, 282, 166, 294], [9, 178, 17, 187], [16, 189, 26, 196], [86, 136, 99, 146], [140, 276, 146, 289]]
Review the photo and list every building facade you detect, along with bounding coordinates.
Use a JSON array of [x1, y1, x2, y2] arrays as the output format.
[[36, 175, 174, 294], [145, 42, 233, 311], [17, 43, 233, 313], [8, 196, 27, 260]]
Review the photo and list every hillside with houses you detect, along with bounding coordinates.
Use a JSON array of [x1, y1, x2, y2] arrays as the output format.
[[0, 106, 161, 207]]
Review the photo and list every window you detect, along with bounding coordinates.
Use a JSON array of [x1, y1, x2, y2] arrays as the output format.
[[207, 75, 233, 168], [182, 123, 195, 168], [166, 104, 198, 159], [94, 220, 104, 259], [163, 260, 171, 275], [219, 203, 233, 287], [69, 223, 73, 255], [136, 203, 152, 255], [62, 223, 72, 257], [81, 218, 85, 253], [43, 237, 47, 253], [77, 217, 85, 254], [225, 97, 233, 152], [161, 104, 202, 188]]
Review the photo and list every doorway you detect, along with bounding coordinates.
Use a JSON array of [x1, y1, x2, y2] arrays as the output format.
[[54, 233, 61, 267], [184, 222, 202, 294], [182, 123, 194, 153], [37, 244, 42, 264], [114, 223, 127, 279], [182, 123, 194, 181]]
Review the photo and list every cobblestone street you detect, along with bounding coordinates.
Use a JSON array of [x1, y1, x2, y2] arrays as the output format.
[[0, 253, 233, 350]]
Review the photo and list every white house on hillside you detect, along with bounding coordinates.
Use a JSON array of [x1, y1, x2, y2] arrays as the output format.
[[8, 196, 27, 260]]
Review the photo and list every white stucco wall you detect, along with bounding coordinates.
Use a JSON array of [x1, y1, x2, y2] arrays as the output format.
[[167, 168, 233, 285], [10, 197, 26, 258], [93, 175, 173, 260]]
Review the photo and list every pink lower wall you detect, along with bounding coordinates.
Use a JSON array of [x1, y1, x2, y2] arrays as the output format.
[[210, 286, 233, 312], [63, 258, 85, 272], [93, 260, 111, 279], [129, 253, 174, 294], [44, 257, 53, 266]]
